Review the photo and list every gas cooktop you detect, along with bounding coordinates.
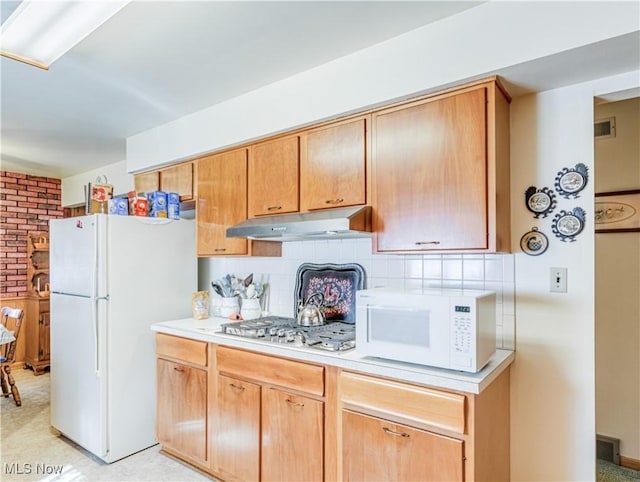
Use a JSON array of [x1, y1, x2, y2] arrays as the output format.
[[219, 316, 356, 352]]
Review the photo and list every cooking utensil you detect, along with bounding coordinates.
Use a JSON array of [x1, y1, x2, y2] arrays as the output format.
[[211, 282, 224, 297], [296, 293, 325, 327]]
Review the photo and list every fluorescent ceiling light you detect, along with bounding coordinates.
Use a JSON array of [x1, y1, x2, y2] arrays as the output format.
[[0, 0, 130, 70]]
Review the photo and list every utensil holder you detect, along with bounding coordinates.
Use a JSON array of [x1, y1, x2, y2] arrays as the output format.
[[240, 298, 262, 320], [220, 297, 240, 318]]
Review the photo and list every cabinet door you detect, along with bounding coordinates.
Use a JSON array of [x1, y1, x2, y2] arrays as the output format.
[[373, 87, 487, 252], [156, 359, 207, 462], [249, 136, 299, 217], [161, 162, 194, 200], [261, 388, 324, 482], [300, 117, 367, 211], [39, 311, 50, 361], [342, 410, 463, 482], [216, 375, 261, 482], [134, 171, 160, 193], [196, 149, 248, 256]]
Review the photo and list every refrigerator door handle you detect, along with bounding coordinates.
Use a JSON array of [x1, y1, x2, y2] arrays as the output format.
[[92, 298, 99, 375], [92, 217, 99, 300], [92, 216, 101, 375], [51, 291, 92, 298]]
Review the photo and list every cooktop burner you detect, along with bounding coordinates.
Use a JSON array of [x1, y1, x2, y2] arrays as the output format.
[[219, 316, 355, 352]]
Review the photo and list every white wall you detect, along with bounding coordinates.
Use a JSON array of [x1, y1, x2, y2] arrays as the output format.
[[510, 72, 639, 481], [594, 97, 640, 460], [61, 160, 133, 207], [126, 1, 640, 173]]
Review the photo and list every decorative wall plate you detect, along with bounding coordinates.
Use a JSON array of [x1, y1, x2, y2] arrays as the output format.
[[525, 186, 557, 218], [554, 163, 589, 199], [520, 227, 549, 256], [294, 263, 365, 323], [552, 207, 586, 242]]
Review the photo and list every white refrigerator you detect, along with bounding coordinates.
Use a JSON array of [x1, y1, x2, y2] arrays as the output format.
[[49, 214, 196, 463]]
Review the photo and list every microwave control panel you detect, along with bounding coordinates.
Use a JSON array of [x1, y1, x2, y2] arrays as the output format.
[[452, 305, 473, 355]]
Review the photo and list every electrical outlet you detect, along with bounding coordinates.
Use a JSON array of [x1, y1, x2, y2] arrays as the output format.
[[550, 267, 568, 293]]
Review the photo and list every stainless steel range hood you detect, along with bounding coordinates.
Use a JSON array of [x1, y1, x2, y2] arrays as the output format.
[[226, 206, 372, 241]]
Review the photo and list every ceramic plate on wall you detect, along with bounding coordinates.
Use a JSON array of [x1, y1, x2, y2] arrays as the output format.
[[520, 227, 549, 256], [552, 207, 586, 242], [525, 186, 557, 218], [554, 163, 589, 199]]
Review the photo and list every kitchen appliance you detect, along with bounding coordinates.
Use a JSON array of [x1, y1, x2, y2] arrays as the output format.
[[296, 293, 326, 326], [49, 214, 196, 463], [355, 288, 496, 373], [226, 205, 372, 241], [220, 316, 356, 352]]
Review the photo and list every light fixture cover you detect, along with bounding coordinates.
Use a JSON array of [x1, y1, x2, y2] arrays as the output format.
[[0, 0, 130, 69]]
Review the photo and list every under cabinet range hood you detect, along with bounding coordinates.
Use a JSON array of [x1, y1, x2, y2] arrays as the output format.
[[226, 206, 372, 241]]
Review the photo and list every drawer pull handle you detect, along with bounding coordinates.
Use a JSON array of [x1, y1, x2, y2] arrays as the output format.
[[325, 198, 344, 205], [382, 427, 410, 438], [173, 366, 185, 372], [230, 383, 245, 391], [267, 205, 282, 211], [415, 241, 441, 245], [286, 399, 304, 407], [214, 248, 227, 252]]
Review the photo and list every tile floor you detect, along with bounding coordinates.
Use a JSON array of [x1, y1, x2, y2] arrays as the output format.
[[1, 368, 212, 481]]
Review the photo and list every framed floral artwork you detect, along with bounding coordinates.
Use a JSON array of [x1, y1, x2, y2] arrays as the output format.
[[294, 263, 365, 323]]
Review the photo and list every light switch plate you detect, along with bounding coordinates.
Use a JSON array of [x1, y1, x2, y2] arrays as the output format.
[[550, 267, 567, 293]]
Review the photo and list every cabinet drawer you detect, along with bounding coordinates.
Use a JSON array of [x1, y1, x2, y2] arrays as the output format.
[[156, 333, 207, 367], [217, 346, 324, 396], [340, 371, 466, 434]]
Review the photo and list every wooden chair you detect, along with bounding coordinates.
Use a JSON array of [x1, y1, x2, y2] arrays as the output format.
[[0, 307, 24, 406]]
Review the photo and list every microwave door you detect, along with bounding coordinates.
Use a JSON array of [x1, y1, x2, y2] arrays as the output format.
[[363, 305, 450, 367]]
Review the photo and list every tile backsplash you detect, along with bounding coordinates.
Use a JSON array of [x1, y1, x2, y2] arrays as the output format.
[[199, 237, 515, 350]]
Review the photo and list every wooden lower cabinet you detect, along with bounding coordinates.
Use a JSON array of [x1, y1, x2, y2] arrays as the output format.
[[155, 335, 208, 467], [261, 388, 324, 482], [156, 359, 207, 463], [155, 338, 510, 482], [339, 368, 511, 482], [213, 346, 326, 481], [342, 410, 463, 481], [216, 374, 261, 482], [25, 297, 50, 375]]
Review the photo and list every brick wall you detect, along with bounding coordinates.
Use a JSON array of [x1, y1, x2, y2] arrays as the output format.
[[0, 171, 63, 297]]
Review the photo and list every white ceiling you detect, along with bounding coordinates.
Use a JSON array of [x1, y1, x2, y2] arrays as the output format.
[[0, 1, 484, 178], [1, 1, 638, 180]]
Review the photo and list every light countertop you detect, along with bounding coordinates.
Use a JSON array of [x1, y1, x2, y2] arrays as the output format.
[[152, 317, 514, 395]]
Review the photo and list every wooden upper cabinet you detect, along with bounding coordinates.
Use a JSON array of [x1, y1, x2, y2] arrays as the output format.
[[134, 162, 194, 201], [372, 80, 510, 253], [161, 162, 194, 201], [248, 135, 299, 217], [300, 116, 368, 211], [196, 149, 248, 256], [134, 171, 160, 193]]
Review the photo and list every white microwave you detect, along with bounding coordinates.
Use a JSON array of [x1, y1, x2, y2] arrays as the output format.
[[355, 288, 497, 373]]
